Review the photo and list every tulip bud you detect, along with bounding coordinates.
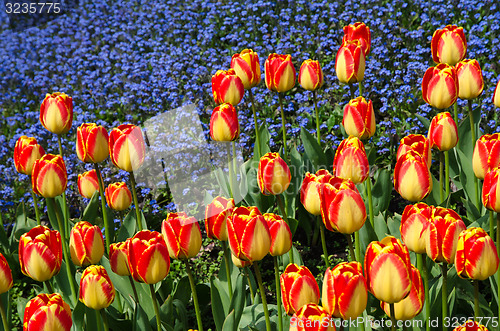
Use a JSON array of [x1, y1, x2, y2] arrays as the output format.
[[24, 293, 72, 331], [212, 68, 245, 105], [19, 225, 62, 282], [300, 170, 333, 216], [258, 152, 291, 195], [290, 304, 335, 331], [431, 25, 467, 66], [39, 92, 73, 135], [205, 196, 235, 241], [105, 182, 132, 211], [230, 49, 261, 89], [400, 203, 432, 254], [109, 241, 131, 276], [162, 212, 202, 260], [333, 136, 369, 184], [79, 265, 115, 310], [453, 320, 489, 331], [428, 112, 458, 151], [108, 124, 146, 172], [364, 236, 412, 304], [322, 262, 367, 319], [394, 150, 432, 202], [76, 123, 109, 163], [299, 59, 324, 91], [473, 134, 500, 180], [483, 167, 500, 212], [31, 154, 67, 198], [455, 227, 499, 280], [265, 53, 296, 93], [77, 169, 100, 199], [231, 253, 252, 268], [342, 22, 371, 56], [396, 134, 431, 168], [494, 79, 500, 108], [263, 213, 292, 256], [69, 221, 105, 267], [0, 253, 13, 294], [14, 136, 45, 175], [342, 97, 376, 140], [280, 263, 320, 315], [128, 230, 170, 284], [456, 59, 483, 100], [335, 40, 365, 84], [209, 103, 239, 142], [422, 64, 458, 109]]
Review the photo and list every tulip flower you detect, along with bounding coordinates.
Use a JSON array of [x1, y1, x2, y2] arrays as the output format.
[[335, 40, 365, 84], [76, 123, 109, 163], [77, 169, 100, 199], [39, 92, 73, 135], [455, 227, 499, 280], [364, 236, 412, 303], [205, 196, 234, 241], [400, 203, 432, 254], [456, 59, 484, 100], [396, 134, 431, 168], [381, 264, 424, 320], [453, 320, 489, 331], [69, 221, 105, 267], [483, 167, 500, 212], [280, 263, 320, 315], [494, 78, 500, 108], [209, 103, 239, 142], [227, 206, 271, 262], [299, 59, 324, 91], [109, 241, 130, 276], [428, 112, 458, 151], [128, 230, 170, 284], [108, 124, 146, 172], [332, 136, 369, 184], [431, 25, 467, 66], [322, 261, 367, 319], [23, 293, 72, 331], [264, 213, 292, 256], [422, 63, 458, 109], [290, 304, 335, 331], [31, 153, 67, 198], [79, 265, 115, 310], [14, 136, 45, 175], [105, 182, 133, 211], [231, 253, 252, 268], [0, 253, 13, 294], [342, 22, 371, 55], [19, 225, 62, 282], [258, 152, 291, 196], [342, 97, 376, 140], [321, 176, 366, 234], [394, 150, 432, 202], [300, 169, 333, 216], [161, 212, 202, 260], [212, 68, 244, 106], [472, 134, 500, 180], [265, 53, 296, 93], [230, 49, 261, 89]]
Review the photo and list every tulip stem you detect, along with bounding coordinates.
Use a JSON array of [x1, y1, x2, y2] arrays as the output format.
[[349, 84, 355, 100], [497, 212, 500, 322], [359, 81, 363, 97], [355, 230, 361, 263], [440, 263, 448, 331], [277, 195, 293, 264], [439, 152, 444, 203], [128, 276, 140, 303], [273, 256, 283, 331], [44, 281, 54, 293], [346, 234, 356, 262], [453, 103, 459, 133], [244, 266, 255, 304], [418, 254, 430, 331], [278, 93, 288, 160], [444, 151, 450, 200], [95, 309, 104, 331], [184, 260, 203, 331], [254, 262, 272, 331], [149, 284, 162, 331], [389, 303, 397, 331], [57, 134, 70, 233], [129, 172, 143, 231], [226, 144, 234, 199], [249, 89, 262, 158], [100, 309, 110, 331], [474, 280, 480, 319], [313, 90, 320, 145], [311, 217, 320, 247], [232, 141, 238, 185], [30, 188, 41, 225], [319, 222, 330, 268], [490, 210, 495, 243], [95, 163, 111, 254], [221, 241, 233, 299], [0, 295, 10, 331], [468, 100, 480, 211], [366, 177, 374, 226]]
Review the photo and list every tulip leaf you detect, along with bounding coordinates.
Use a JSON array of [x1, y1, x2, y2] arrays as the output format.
[[81, 191, 100, 223], [373, 212, 389, 239], [358, 219, 378, 261], [15, 294, 28, 328], [116, 209, 137, 242], [85, 306, 99, 331], [222, 276, 246, 331], [285, 146, 303, 220], [462, 197, 481, 224], [456, 148, 479, 211], [210, 276, 226, 331], [159, 295, 174, 327], [171, 299, 188, 331], [281, 245, 303, 266], [415, 114, 430, 129], [387, 213, 402, 239], [53, 260, 77, 308], [253, 123, 271, 162], [371, 168, 392, 215], [134, 303, 153, 331], [300, 127, 327, 171], [172, 276, 191, 307]]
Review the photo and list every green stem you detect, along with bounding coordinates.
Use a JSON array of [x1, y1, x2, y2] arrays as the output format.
[[129, 172, 143, 231], [95, 163, 111, 254], [249, 89, 262, 158], [389, 303, 397, 331], [490, 210, 495, 242], [313, 91, 320, 145], [244, 267, 255, 304], [95, 310, 104, 331], [319, 222, 330, 268], [453, 102, 459, 129], [57, 135, 69, 233], [366, 177, 374, 226], [149, 284, 162, 331], [276, 195, 293, 264], [185, 260, 203, 331], [358, 81, 363, 97], [254, 262, 272, 331], [311, 217, 320, 247], [100, 309, 110, 331], [44, 281, 54, 294], [273, 256, 283, 331], [128, 276, 140, 303], [0, 296, 10, 331], [221, 241, 233, 299], [349, 84, 355, 100], [227, 144, 234, 199], [469, 100, 480, 211], [418, 254, 430, 331], [346, 234, 355, 262], [440, 263, 448, 331], [232, 140, 238, 177], [444, 151, 450, 200], [439, 152, 444, 203], [497, 213, 500, 322], [355, 230, 361, 264], [474, 280, 480, 319], [278, 93, 287, 160], [30, 188, 41, 225]]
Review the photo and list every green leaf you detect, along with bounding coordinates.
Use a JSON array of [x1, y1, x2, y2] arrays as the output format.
[[371, 169, 392, 215], [134, 302, 153, 331], [253, 123, 271, 162], [285, 146, 303, 220], [172, 276, 191, 307], [300, 127, 327, 171], [457, 148, 479, 210], [211, 276, 226, 331], [281, 245, 303, 266], [287, 218, 299, 236], [415, 114, 430, 129], [81, 191, 100, 223], [373, 212, 389, 239], [172, 299, 188, 330], [116, 209, 137, 242], [223, 276, 246, 331], [358, 220, 378, 261]]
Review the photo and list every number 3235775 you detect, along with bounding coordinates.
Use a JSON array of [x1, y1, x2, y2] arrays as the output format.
[[5, 2, 61, 14]]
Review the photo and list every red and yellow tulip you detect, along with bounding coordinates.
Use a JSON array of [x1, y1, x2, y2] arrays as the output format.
[[209, 103, 239, 142], [108, 124, 146, 172], [483, 167, 500, 212], [300, 169, 333, 216], [212, 68, 245, 106], [396, 134, 431, 168], [109, 241, 131, 276], [335, 40, 365, 84], [128, 230, 170, 284], [400, 203, 432, 254], [230, 49, 261, 89], [23, 293, 72, 331], [258, 152, 291, 196], [31, 154, 67, 198], [263, 213, 292, 256], [332, 136, 369, 184], [0, 252, 13, 294], [265, 53, 296, 93], [280, 263, 320, 315], [231, 253, 252, 268], [473, 134, 500, 180], [342, 97, 376, 140], [453, 320, 489, 331], [394, 150, 432, 202], [422, 64, 458, 109], [494, 78, 500, 107], [69, 221, 105, 267], [428, 112, 458, 151], [77, 169, 100, 199], [14, 136, 45, 175], [205, 196, 234, 241], [456, 59, 484, 100], [39, 92, 73, 135], [299, 59, 324, 91], [162, 212, 202, 260], [431, 25, 467, 66], [76, 123, 109, 163], [105, 182, 132, 211], [342, 22, 371, 56], [290, 303, 336, 331], [79, 265, 115, 310]]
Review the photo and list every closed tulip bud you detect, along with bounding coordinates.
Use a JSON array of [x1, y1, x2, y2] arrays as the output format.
[[333, 136, 369, 184], [494, 79, 500, 108], [23, 293, 72, 331], [400, 203, 432, 254], [79, 265, 115, 310], [209, 103, 239, 142], [31, 154, 67, 198], [212, 68, 244, 105], [342, 97, 376, 140], [76, 123, 109, 163], [422, 64, 458, 109], [77, 169, 100, 199], [69, 221, 105, 267], [109, 241, 131, 276], [300, 170, 333, 216], [227, 206, 271, 262], [396, 134, 431, 168], [265, 53, 296, 93], [290, 304, 336, 331], [231, 253, 252, 268], [322, 262, 367, 319], [128, 230, 170, 284], [335, 40, 365, 84], [14, 136, 45, 175], [205, 196, 235, 241], [483, 167, 500, 212], [455, 227, 499, 280], [258, 152, 291, 195], [364, 236, 412, 303], [431, 25, 467, 66], [105, 182, 132, 211], [162, 212, 202, 260], [280, 263, 320, 315], [0, 253, 13, 294], [39, 92, 73, 135], [381, 264, 424, 320], [473, 134, 500, 180], [342, 22, 371, 56], [19, 226, 62, 282], [423, 206, 466, 264], [230, 49, 261, 89], [456, 59, 483, 100], [264, 213, 292, 256], [321, 176, 366, 234], [394, 150, 432, 202], [428, 112, 458, 151], [109, 124, 146, 172], [299, 59, 324, 91], [453, 320, 489, 331]]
